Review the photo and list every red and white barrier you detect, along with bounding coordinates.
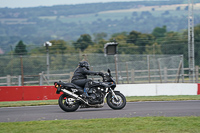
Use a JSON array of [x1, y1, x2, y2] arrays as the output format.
[[0, 83, 200, 101]]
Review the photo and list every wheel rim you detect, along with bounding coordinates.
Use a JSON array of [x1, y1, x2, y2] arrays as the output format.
[[111, 95, 123, 106], [61, 96, 77, 108]]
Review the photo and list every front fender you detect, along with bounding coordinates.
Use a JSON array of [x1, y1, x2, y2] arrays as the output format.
[[106, 90, 120, 98]]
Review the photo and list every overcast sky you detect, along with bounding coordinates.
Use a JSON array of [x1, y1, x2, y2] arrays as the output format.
[[0, 0, 144, 8]]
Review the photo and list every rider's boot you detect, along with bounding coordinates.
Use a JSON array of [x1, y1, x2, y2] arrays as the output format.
[[82, 88, 92, 99]]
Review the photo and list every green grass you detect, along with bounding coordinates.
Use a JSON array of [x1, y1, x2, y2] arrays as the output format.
[[0, 117, 200, 133], [0, 100, 58, 107], [1, 96, 200, 132], [1, 95, 200, 108], [126, 95, 200, 102]]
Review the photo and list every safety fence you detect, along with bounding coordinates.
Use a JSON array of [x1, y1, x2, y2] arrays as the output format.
[[0, 54, 191, 86], [1, 66, 200, 86]]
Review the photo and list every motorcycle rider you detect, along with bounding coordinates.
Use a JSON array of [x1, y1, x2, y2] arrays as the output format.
[[71, 61, 104, 98]]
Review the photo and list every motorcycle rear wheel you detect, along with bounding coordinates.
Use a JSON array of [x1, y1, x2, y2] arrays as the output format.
[[58, 94, 79, 112], [107, 91, 126, 110]]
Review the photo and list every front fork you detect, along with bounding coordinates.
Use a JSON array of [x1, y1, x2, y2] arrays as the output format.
[[105, 88, 119, 101]]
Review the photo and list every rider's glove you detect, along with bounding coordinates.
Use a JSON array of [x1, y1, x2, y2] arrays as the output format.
[[98, 72, 104, 76]]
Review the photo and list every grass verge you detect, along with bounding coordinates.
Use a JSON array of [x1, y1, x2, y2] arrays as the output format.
[[0, 95, 200, 108], [126, 95, 200, 102], [0, 117, 200, 133], [0, 100, 58, 107]]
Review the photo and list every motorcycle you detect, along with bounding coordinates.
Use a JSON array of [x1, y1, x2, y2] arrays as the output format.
[[54, 69, 126, 112]]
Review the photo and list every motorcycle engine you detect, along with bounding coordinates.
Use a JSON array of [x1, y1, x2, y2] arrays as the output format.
[[90, 93, 97, 100], [88, 88, 103, 105]]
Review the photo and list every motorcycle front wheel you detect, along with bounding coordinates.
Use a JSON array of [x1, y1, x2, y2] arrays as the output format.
[[58, 94, 79, 112], [107, 91, 126, 110]]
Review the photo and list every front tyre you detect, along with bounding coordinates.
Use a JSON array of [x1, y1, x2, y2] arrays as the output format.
[[107, 91, 126, 110], [58, 94, 79, 112]]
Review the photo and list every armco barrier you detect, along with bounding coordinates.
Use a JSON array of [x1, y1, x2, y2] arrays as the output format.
[[0, 84, 199, 102], [0, 86, 61, 101]]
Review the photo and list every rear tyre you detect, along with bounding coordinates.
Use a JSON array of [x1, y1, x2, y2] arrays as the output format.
[[58, 94, 79, 112], [107, 91, 126, 110]]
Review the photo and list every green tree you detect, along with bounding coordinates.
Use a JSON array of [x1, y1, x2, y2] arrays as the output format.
[[84, 39, 107, 54], [144, 42, 162, 55], [136, 33, 155, 54], [160, 31, 186, 55], [152, 25, 167, 39], [194, 24, 200, 65], [118, 43, 139, 54], [152, 26, 167, 45], [73, 34, 94, 52], [49, 40, 77, 69], [93, 32, 107, 44], [14, 40, 27, 55], [126, 30, 155, 54], [132, 11, 138, 16], [49, 40, 67, 54], [110, 32, 128, 42], [109, 32, 139, 54], [176, 6, 181, 11], [126, 30, 141, 44]]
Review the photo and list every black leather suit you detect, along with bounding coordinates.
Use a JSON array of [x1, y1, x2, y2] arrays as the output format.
[[71, 67, 99, 89]]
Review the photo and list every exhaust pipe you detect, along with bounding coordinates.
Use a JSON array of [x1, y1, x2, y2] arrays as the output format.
[[61, 89, 87, 104], [61, 89, 79, 98], [61, 89, 104, 107]]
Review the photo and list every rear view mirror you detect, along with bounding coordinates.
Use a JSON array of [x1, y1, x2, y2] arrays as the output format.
[[107, 69, 111, 74]]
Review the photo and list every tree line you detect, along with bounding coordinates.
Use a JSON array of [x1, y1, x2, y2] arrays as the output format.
[[0, 24, 200, 77], [13, 24, 200, 67], [0, 1, 200, 54]]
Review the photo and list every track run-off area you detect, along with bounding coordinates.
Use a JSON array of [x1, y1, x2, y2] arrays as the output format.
[[1, 100, 200, 122]]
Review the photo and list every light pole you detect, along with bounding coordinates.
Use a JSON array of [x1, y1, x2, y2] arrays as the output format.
[[104, 41, 118, 83], [188, 0, 195, 82], [44, 41, 52, 83]]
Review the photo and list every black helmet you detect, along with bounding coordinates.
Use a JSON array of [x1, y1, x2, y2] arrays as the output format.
[[79, 61, 90, 70]]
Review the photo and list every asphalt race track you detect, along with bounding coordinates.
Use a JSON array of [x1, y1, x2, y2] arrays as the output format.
[[1, 100, 200, 122]]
